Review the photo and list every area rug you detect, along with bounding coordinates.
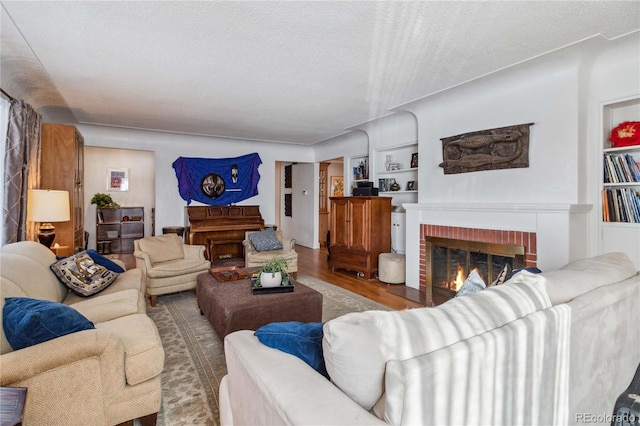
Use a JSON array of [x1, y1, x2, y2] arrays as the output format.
[[146, 273, 391, 426]]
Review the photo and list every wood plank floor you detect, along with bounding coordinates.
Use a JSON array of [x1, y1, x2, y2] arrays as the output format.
[[114, 245, 429, 311], [296, 245, 427, 310]]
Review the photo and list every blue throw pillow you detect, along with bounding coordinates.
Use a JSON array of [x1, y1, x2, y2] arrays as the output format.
[[2, 297, 95, 350], [254, 321, 328, 378], [87, 249, 125, 273]]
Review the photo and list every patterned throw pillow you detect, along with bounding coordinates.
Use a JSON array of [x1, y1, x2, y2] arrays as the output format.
[[249, 228, 283, 252], [490, 263, 514, 286], [455, 269, 486, 297], [50, 251, 120, 297]]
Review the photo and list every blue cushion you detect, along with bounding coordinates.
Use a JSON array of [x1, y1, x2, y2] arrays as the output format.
[[87, 249, 125, 273], [249, 228, 283, 252], [254, 321, 328, 378], [2, 297, 95, 350], [50, 251, 120, 297]]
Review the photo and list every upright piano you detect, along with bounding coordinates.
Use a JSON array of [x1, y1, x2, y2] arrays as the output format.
[[185, 206, 264, 261]]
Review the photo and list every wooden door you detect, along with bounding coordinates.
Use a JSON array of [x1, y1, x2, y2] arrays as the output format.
[[330, 197, 349, 248], [348, 197, 370, 251]]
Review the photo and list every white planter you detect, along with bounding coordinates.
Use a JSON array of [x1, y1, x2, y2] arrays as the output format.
[[259, 271, 282, 288]]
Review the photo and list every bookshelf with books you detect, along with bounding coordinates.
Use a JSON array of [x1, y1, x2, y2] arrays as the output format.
[[600, 96, 640, 266]]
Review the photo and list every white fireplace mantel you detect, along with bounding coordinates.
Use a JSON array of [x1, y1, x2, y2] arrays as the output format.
[[403, 202, 593, 289]]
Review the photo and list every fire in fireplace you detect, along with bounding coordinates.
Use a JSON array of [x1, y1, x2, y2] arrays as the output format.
[[425, 236, 525, 301]]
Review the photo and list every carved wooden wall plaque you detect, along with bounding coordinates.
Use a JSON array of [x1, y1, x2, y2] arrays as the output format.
[[439, 123, 533, 174]]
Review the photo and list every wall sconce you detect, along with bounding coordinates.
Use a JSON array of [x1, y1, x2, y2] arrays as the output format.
[[27, 189, 70, 248]]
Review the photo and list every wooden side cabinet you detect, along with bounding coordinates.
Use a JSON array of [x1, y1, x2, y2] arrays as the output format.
[[329, 196, 392, 279], [40, 123, 84, 256]]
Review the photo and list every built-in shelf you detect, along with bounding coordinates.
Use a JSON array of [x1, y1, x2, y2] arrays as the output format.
[[96, 207, 144, 254], [599, 96, 640, 268]]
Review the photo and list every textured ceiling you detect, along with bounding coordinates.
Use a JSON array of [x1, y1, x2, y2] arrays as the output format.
[[1, 1, 639, 145]]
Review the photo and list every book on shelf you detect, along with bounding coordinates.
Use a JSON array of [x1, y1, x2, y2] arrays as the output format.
[[603, 187, 640, 223], [604, 153, 640, 183]]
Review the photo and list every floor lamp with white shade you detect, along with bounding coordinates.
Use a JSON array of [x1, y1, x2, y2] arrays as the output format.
[[26, 189, 70, 248]]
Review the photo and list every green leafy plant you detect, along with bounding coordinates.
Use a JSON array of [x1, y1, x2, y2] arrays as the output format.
[[256, 256, 289, 286], [90, 193, 120, 209]]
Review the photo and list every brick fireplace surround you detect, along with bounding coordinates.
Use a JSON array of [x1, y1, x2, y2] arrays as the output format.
[[404, 203, 593, 293], [419, 224, 537, 293]]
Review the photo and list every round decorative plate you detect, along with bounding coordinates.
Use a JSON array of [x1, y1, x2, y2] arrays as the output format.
[[200, 173, 225, 198]]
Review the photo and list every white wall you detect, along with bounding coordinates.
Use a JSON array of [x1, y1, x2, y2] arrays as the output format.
[[402, 45, 583, 205], [395, 32, 640, 284], [78, 124, 315, 235], [84, 146, 155, 249], [585, 32, 640, 264]]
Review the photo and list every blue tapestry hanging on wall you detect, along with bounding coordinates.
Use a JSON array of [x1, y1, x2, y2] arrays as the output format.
[[172, 153, 262, 205]]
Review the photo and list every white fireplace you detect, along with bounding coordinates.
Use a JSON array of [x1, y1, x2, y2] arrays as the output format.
[[404, 203, 592, 290]]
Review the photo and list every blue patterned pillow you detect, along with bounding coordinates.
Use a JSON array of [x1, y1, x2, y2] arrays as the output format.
[[50, 251, 120, 297], [3, 297, 95, 350], [249, 228, 283, 252], [255, 321, 328, 378]]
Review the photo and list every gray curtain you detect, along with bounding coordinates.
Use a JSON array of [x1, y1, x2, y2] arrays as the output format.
[[2, 99, 42, 244]]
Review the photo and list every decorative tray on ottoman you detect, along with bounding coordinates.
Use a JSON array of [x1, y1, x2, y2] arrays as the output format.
[[209, 266, 249, 282], [251, 275, 295, 294]]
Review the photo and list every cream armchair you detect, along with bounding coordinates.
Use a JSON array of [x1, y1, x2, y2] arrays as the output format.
[[134, 233, 210, 307], [243, 229, 298, 278]]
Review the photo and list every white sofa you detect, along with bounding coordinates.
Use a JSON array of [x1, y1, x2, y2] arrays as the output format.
[[220, 252, 640, 425], [0, 241, 164, 425]]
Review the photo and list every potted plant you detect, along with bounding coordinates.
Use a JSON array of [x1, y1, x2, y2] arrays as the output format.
[[258, 257, 289, 288], [90, 193, 120, 209]]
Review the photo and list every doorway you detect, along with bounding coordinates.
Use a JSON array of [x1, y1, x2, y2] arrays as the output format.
[[319, 158, 343, 247]]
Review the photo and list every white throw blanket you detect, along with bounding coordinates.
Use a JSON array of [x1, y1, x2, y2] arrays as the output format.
[[382, 303, 571, 425]]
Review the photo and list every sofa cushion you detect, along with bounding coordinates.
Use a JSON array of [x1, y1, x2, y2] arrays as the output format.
[[255, 322, 328, 378], [249, 228, 283, 252], [3, 297, 95, 350], [68, 289, 144, 323], [322, 275, 551, 411], [542, 252, 638, 305], [96, 314, 164, 385], [145, 258, 211, 279], [50, 251, 120, 297], [137, 234, 185, 264]]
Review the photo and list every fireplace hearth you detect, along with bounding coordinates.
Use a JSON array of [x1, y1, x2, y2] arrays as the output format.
[[425, 236, 525, 301]]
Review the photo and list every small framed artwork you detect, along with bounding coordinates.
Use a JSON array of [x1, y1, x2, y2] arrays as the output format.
[[107, 168, 129, 192], [411, 153, 418, 168], [331, 176, 344, 197], [388, 162, 401, 171], [406, 181, 416, 191]]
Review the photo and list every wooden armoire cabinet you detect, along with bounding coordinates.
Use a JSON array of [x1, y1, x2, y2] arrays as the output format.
[[329, 196, 392, 279], [40, 123, 85, 256]]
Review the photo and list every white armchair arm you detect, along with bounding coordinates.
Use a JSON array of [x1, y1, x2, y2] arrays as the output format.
[[282, 237, 296, 252]]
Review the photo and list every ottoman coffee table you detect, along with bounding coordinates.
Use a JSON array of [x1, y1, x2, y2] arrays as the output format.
[[197, 269, 323, 340]]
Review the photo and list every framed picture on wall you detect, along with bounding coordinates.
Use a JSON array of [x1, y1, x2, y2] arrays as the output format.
[[411, 152, 418, 168], [331, 176, 344, 197], [107, 168, 129, 192]]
